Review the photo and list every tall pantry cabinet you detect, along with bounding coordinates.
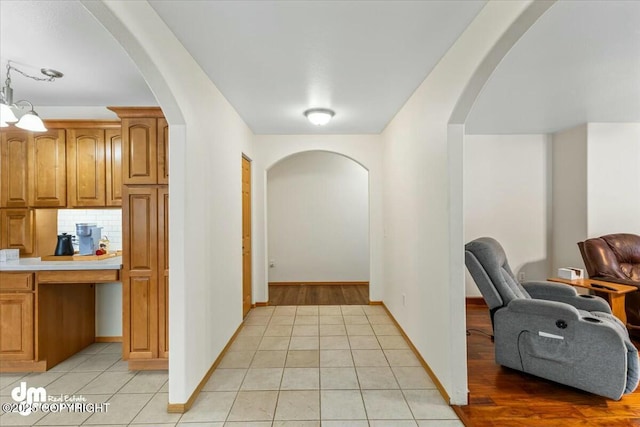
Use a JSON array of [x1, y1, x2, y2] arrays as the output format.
[[109, 107, 169, 370]]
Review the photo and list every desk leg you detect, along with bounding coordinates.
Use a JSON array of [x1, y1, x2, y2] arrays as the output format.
[[607, 294, 627, 325]]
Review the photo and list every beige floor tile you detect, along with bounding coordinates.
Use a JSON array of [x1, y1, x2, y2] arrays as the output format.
[[361, 390, 412, 419], [362, 305, 387, 315], [281, 368, 319, 390], [244, 316, 271, 326], [78, 343, 112, 355], [106, 359, 129, 372], [225, 422, 272, 426], [251, 351, 287, 368], [348, 336, 381, 350], [274, 390, 319, 420], [403, 389, 458, 419], [258, 337, 290, 351], [367, 315, 394, 325], [239, 325, 268, 337], [346, 324, 375, 336], [71, 353, 121, 372], [320, 336, 350, 350], [318, 306, 342, 316], [285, 350, 319, 368], [384, 350, 421, 367], [295, 316, 320, 325], [392, 367, 436, 389], [226, 390, 278, 422], [240, 368, 283, 390], [177, 422, 223, 427], [202, 369, 247, 391], [292, 325, 319, 336], [120, 371, 168, 393], [343, 316, 369, 325], [356, 367, 399, 389], [264, 325, 293, 337], [78, 371, 137, 394], [84, 392, 153, 425], [131, 392, 181, 424], [289, 336, 319, 350], [269, 316, 295, 326], [20, 371, 65, 389], [274, 421, 320, 427], [319, 315, 344, 325], [369, 420, 418, 426], [230, 335, 263, 351], [176, 391, 236, 423], [416, 420, 464, 427], [352, 350, 389, 367], [320, 350, 354, 367], [322, 421, 368, 427], [45, 371, 101, 395], [0, 405, 47, 426], [274, 306, 297, 316], [341, 306, 365, 316], [0, 373, 26, 392], [297, 306, 319, 315], [372, 324, 401, 336], [320, 367, 359, 390], [249, 306, 275, 316], [48, 354, 92, 373], [319, 324, 346, 336], [218, 351, 255, 369], [377, 335, 410, 350], [320, 390, 366, 420]]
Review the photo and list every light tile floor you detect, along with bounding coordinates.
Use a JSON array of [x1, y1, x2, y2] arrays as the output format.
[[0, 304, 463, 426]]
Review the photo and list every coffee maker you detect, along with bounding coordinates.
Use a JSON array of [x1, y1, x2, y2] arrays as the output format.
[[76, 223, 102, 255]]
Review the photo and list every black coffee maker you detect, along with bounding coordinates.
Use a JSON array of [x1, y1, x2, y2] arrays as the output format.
[[54, 233, 74, 256]]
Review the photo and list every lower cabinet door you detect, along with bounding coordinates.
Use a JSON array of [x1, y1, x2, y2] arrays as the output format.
[[0, 292, 34, 360]]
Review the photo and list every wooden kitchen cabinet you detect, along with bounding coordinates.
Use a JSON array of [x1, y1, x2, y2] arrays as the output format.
[[0, 130, 30, 208], [0, 292, 34, 361], [0, 209, 34, 255], [105, 129, 123, 206], [30, 130, 66, 207], [66, 128, 106, 207], [109, 107, 167, 185], [122, 185, 168, 368]]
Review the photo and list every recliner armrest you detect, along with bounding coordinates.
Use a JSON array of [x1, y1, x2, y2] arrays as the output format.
[[522, 280, 612, 313], [507, 298, 581, 320]]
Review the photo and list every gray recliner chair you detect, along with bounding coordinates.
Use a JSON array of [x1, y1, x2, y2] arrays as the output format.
[[465, 237, 639, 400]]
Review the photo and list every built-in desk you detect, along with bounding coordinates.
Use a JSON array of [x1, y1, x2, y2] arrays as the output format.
[[548, 277, 636, 324], [0, 257, 121, 372]]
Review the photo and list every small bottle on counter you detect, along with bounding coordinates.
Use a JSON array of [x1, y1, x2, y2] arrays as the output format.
[[99, 236, 110, 253]]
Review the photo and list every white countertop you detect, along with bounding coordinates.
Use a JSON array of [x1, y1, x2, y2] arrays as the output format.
[[0, 256, 122, 271]]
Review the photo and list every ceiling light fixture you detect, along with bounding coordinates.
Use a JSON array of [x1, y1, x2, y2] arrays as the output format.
[[0, 61, 63, 132], [304, 108, 335, 126]]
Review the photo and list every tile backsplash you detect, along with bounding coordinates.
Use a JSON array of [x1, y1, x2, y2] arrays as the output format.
[[57, 209, 122, 251]]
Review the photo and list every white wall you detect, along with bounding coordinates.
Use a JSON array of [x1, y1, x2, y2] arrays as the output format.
[[57, 208, 123, 337], [85, 1, 254, 404], [551, 123, 640, 273], [254, 134, 384, 302], [587, 123, 640, 236], [381, 1, 534, 404], [267, 151, 369, 283], [464, 134, 551, 296]]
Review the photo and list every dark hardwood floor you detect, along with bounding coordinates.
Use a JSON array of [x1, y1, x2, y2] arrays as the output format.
[[268, 284, 369, 305], [455, 304, 640, 427]]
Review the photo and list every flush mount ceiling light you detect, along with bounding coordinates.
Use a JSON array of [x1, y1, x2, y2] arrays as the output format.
[[0, 60, 63, 132], [304, 108, 335, 126]]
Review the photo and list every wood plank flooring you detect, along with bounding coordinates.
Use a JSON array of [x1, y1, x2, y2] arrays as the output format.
[[455, 305, 640, 427], [268, 284, 369, 305]]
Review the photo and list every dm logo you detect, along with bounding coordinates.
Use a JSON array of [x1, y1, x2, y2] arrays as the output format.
[[11, 382, 46, 416]]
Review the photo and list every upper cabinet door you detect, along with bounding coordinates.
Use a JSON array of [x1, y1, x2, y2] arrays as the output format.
[[122, 118, 157, 185], [67, 129, 106, 207], [31, 130, 66, 208], [0, 131, 31, 208], [157, 117, 169, 185], [105, 129, 123, 206]]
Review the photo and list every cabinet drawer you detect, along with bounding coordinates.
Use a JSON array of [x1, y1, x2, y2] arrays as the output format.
[[0, 272, 33, 291]]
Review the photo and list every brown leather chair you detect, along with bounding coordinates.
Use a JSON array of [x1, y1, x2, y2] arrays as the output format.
[[578, 233, 640, 337]]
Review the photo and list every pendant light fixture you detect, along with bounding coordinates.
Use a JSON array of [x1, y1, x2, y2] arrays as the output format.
[[0, 61, 63, 132], [304, 108, 335, 126]]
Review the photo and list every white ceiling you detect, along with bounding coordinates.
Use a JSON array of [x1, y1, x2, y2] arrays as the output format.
[[1, 1, 639, 135]]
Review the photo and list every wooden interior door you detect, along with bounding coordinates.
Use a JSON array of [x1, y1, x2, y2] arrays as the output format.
[[242, 156, 252, 317]]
